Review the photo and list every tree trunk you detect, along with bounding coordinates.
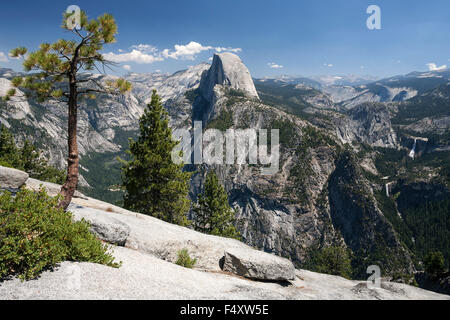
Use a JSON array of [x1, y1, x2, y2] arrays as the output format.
[[58, 78, 79, 211]]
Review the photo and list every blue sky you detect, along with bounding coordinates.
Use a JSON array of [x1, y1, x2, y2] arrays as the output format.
[[0, 0, 449, 78]]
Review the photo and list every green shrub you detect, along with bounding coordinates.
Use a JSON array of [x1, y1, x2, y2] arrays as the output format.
[[305, 245, 352, 279], [424, 251, 446, 278], [175, 248, 197, 269], [391, 272, 418, 287], [0, 188, 120, 280]]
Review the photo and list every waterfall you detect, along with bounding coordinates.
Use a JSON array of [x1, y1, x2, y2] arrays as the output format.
[[385, 182, 393, 197], [408, 138, 417, 159]]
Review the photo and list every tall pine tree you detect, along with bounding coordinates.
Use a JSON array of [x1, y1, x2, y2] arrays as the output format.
[[3, 11, 131, 210], [194, 170, 240, 240], [120, 90, 191, 226]]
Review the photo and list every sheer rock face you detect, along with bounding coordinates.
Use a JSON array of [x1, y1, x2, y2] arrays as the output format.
[[334, 103, 398, 148], [199, 53, 259, 104]]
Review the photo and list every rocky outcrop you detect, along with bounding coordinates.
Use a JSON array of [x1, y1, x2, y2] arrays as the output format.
[[0, 166, 29, 189], [0, 191, 447, 300], [25, 178, 87, 199], [70, 196, 262, 272], [327, 152, 414, 277], [69, 204, 130, 246], [334, 103, 398, 148], [199, 53, 259, 103], [194, 53, 259, 124], [222, 248, 295, 281]]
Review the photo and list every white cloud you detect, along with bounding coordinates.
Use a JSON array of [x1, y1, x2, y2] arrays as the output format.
[[0, 52, 8, 62], [215, 47, 242, 53], [323, 63, 333, 67], [103, 49, 164, 64], [123, 65, 131, 71], [162, 42, 213, 60], [105, 42, 243, 64], [360, 65, 365, 69], [268, 62, 283, 69], [426, 63, 447, 71], [130, 44, 158, 53]]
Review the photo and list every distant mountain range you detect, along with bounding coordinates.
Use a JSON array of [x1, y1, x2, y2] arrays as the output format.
[[255, 69, 450, 108]]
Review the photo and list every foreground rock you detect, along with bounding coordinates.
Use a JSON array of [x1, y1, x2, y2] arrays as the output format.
[[0, 246, 448, 300], [68, 197, 260, 273], [0, 175, 448, 300], [69, 204, 130, 246], [25, 178, 86, 199], [222, 248, 295, 281], [0, 165, 29, 189]]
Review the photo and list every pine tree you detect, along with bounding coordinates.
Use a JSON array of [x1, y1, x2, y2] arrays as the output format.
[[193, 170, 241, 240], [0, 125, 65, 184], [120, 90, 191, 226], [0, 125, 20, 167], [306, 245, 352, 279], [424, 251, 446, 278], [3, 11, 131, 210]]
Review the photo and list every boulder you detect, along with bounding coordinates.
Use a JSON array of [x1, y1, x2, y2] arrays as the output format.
[[25, 178, 86, 199], [0, 165, 29, 189], [222, 247, 295, 281], [68, 204, 130, 246], [70, 196, 258, 272]]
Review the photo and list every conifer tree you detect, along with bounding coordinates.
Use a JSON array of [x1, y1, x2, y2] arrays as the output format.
[[193, 170, 241, 240], [0, 125, 65, 184], [0, 125, 20, 167], [424, 251, 446, 278], [3, 11, 131, 210], [120, 90, 191, 226]]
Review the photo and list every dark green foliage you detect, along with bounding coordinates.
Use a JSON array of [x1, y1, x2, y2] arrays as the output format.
[[374, 147, 407, 177], [224, 88, 247, 107], [175, 248, 197, 268], [424, 251, 446, 278], [184, 89, 199, 104], [305, 245, 352, 279], [193, 171, 241, 240], [120, 90, 191, 226], [402, 199, 450, 268], [0, 125, 65, 184], [207, 110, 234, 131], [285, 125, 337, 204], [374, 191, 414, 250], [0, 188, 119, 280], [267, 118, 298, 149], [391, 84, 450, 125], [0, 125, 21, 167], [79, 151, 125, 205], [300, 126, 337, 150], [255, 82, 317, 119], [391, 272, 419, 287], [79, 128, 138, 205]]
